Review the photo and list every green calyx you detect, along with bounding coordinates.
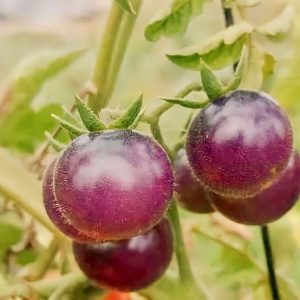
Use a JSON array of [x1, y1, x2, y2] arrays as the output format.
[[48, 94, 144, 152]]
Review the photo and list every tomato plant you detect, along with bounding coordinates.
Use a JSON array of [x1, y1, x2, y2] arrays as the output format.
[[0, 1, 299, 300]]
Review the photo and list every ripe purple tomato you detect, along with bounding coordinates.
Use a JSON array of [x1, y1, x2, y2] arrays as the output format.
[[186, 90, 293, 198], [209, 151, 300, 225], [175, 149, 214, 213], [53, 130, 174, 241], [72, 219, 173, 291], [42, 158, 92, 242]]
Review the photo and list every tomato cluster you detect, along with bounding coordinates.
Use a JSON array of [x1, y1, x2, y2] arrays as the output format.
[[176, 90, 299, 225], [42, 89, 299, 292], [43, 130, 174, 291]]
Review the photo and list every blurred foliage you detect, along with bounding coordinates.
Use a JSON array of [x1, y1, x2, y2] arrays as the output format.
[[0, 0, 300, 299]]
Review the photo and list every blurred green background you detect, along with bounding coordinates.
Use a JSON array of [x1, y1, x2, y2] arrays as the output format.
[[0, 0, 300, 299]]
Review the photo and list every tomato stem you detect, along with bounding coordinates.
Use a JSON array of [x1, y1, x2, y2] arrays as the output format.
[[261, 225, 281, 300], [88, 3, 124, 113], [143, 82, 201, 123], [150, 121, 174, 160], [168, 201, 207, 299], [27, 238, 60, 281], [89, 0, 142, 113], [105, 0, 143, 103]]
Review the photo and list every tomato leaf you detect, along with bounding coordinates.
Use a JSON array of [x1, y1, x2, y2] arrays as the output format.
[[237, 0, 260, 7], [0, 104, 63, 152], [256, 6, 294, 38], [6, 48, 88, 109], [240, 43, 276, 91], [145, 0, 210, 42], [0, 213, 23, 251], [167, 22, 253, 70]]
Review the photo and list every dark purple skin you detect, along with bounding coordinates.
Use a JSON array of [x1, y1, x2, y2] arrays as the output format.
[[72, 219, 173, 291], [42, 158, 92, 242], [187, 90, 293, 198], [175, 149, 214, 213], [53, 130, 174, 241], [209, 151, 300, 225]]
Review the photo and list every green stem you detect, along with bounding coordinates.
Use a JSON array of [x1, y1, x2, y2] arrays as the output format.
[[150, 122, 173, 161], [27, 238, 59, 281], [105, 0, 143, 102], [89, 1, 142, 113], [0, 272, 86, 299], [88, 2, 124, 113], [143, 82, 201, 123], [168, 202, 207, 299], [168, 202, 193, 283]]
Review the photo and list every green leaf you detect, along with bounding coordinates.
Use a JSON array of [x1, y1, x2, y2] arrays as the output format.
[[16, 249, 38, 266], [200, 60, 224, 99], [109, 95, 143, 129], [237, 0, 260, 7], [277, 276, 300, 300], [51, 114, 87, 137], [45, 131, 65, 152], [115, 0, 136, 14], [240, 43, 276, 90], [192, 226, 264, 280], [75, 96, 106, 132], [0, 104, 63, 153], [160, 97, 209, 108], [145, 0, 210, 42], [0, 148, 57, 233], [0, 211, 23, 251], [7, 48, 88, 109], [225, 45, 249, 92], [256, 5, 294, 38], [167, 22, 253, 70], [0, 219, 22, 250]]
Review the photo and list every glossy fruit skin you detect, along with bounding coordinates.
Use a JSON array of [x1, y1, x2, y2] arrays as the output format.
[[72, 219, 173, 292], [175, 149, 214, 213], [54, 130, 174, 241], [187, 90, 293, 198], [42, 158, 92, 242], [209, 151, 300, 225]]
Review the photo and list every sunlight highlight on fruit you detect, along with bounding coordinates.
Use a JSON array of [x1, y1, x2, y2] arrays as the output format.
[[53, 130, 174, 241], [186, 90, 293, 198]]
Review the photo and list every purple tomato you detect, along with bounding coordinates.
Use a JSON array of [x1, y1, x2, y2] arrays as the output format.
[[209, 151, 300, 225], [53, 130, 174, 241], [187, 90, 293, 198], [72, 219, 173, 291], [175, 149, 214, 213]]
